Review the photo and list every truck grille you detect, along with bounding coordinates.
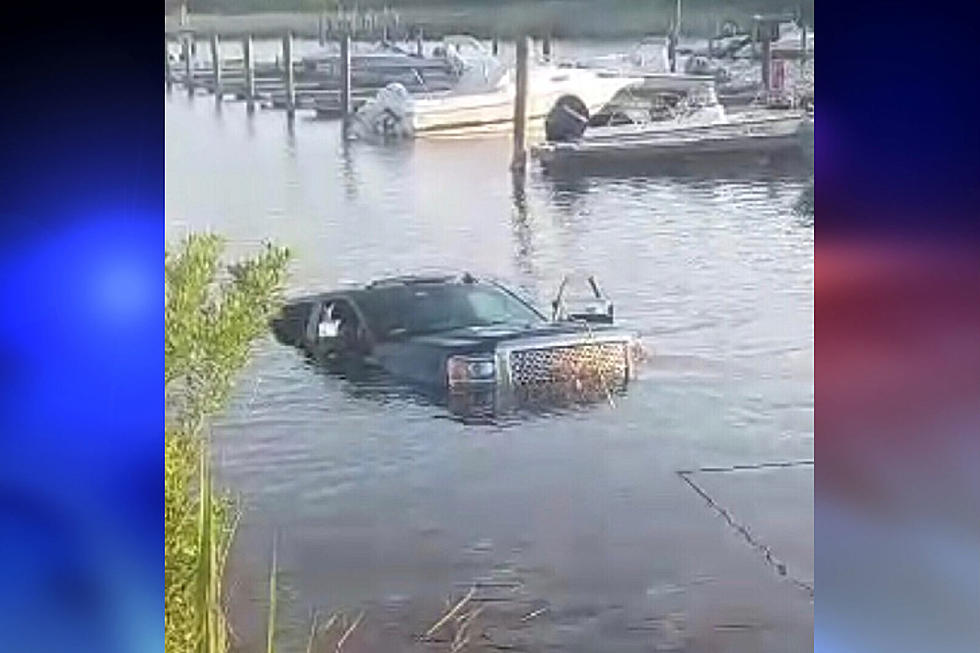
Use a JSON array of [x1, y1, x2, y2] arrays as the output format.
[[508, 341, 628, 387]]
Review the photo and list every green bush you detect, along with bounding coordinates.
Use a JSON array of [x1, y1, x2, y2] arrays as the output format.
[[165, 234, 290, 653]]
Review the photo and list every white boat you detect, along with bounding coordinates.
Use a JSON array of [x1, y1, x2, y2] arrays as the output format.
[[532, 75, 808, 165], [772, 22, 814, 58], [350, 35, 642, 140], [733, 21, 814, 59], [570, 36, 671, 75]]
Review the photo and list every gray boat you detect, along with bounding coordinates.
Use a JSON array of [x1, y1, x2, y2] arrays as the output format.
[[532, 75, 809, 166]]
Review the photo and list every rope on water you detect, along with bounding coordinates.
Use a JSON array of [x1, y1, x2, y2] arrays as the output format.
[[676, 459, 814, 598]]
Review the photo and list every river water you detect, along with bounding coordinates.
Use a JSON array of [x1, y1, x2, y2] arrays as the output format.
[[165, 41, 813, 651]]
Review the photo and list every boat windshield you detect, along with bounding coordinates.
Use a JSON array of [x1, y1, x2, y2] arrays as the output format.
[[439, 35, 507, 93], [357, 283, 546, 338]]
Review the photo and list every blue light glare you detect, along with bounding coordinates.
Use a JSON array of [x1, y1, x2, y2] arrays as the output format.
[[0, 214, 160, 653]]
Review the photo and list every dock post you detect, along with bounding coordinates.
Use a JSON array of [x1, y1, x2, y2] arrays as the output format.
[[210, 33, 222, 100], [542, 35, 552, 61], [243, 34, 255, 112], [799, 11, 808, 62], [491, 35, 499, 56], [183, 36, 194, 95], [510, 35, 530, 173], [670, 0, 682, 72], [318, 13, 326, 46], [340, 30, 352, 134], [761, 34, 772, 92], [415, 27, 424, 58], [283, 32, 295, 117], [165, 39, 173, 91]]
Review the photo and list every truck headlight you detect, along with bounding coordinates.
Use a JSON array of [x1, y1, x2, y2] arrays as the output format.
[[447, 355, 496, 387]]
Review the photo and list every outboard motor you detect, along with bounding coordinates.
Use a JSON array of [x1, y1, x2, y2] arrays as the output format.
[[351, 82, 414, 141], [545, 95, 590, 142]]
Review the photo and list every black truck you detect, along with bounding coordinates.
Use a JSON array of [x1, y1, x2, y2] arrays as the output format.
[[271, 273, 643, 412]]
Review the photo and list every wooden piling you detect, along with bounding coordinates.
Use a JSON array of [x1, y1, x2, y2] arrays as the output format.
[[243, 35, 255, 111], [283, 32, 295, 116], [318, 13, 326, 46], [800, 12, 808, 62], [491, 35, 499, 56], [182, 37, 193, 94], [340, 31, 352, 129], [761, 23, 772, 94], [165, 39, 173, 90], [210, 34, 222, 99], [416, 27, 424, 58], [667, 0, 681, 73], [542, 35, 552, 61], [510, 36, 530, 173], [761, 35, 772, 91]]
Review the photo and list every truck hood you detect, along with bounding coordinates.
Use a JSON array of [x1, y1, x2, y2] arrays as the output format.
[[404, 321, 634, 349]]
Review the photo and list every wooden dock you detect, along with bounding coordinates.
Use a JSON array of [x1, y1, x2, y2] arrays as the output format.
[[165, 28, 456, 119]]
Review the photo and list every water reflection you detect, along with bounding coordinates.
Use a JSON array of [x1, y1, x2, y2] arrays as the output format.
[[245, 109, 256, 139], [539, 148, 812, 187], [339, 138, 359, 201], [794, 179, 815, 227], [284, 115, 296, 155], [509, 171, 539, 297], [544, 170, 592, 213]]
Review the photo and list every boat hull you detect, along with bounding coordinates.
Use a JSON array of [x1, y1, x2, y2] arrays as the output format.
[[353, 68, 640, 139], [533, 112, 808, 165]]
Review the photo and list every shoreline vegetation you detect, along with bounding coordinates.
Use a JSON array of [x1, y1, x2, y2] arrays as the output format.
[[165, 1, 813, 40], [161, 234, 525, 651], [165, 234, 290, 653]]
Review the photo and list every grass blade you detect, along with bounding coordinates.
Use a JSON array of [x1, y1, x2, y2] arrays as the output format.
[[335, 610, 364, 651], [424, 586, 475, 640], [266, 536, 278, 653], [197, 445, 215, 653], [305, 610, 319, 653]]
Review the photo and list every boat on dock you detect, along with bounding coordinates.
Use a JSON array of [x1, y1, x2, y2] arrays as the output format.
[[300, 42, 456, 88], [732, 19, 814, 60], [532, 74, 809, 167], [350, 36, 642, 140], [569, 36, 671, 75]]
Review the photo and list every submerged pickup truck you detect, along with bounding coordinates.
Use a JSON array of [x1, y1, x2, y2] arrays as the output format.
[[271, 273, 644, 411]]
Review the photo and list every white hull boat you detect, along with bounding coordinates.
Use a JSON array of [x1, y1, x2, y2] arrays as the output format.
[[734, 21, 814, 59], [351, 36, 642, 140], [570, 37, 671, 75], [532, 75, 809, 165]]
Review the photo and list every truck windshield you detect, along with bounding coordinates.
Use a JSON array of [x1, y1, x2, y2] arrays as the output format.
[[357, 283, 546, 338]]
